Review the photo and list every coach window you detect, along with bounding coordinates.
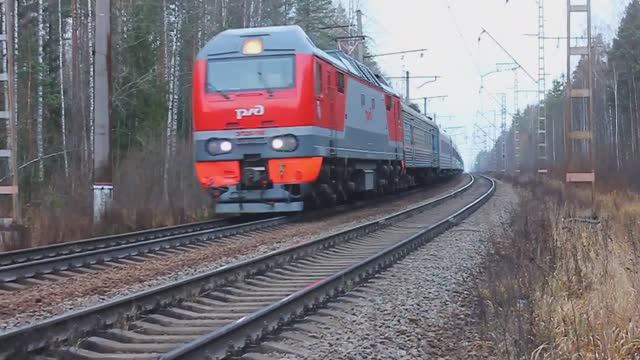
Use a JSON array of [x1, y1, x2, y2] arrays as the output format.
[[410, 126, 415, 145], [337, 72, 345, 93]]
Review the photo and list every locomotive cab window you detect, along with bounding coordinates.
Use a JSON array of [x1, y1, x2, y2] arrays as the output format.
[[206, 55, 294, 92], [385, 95, 392, 111]]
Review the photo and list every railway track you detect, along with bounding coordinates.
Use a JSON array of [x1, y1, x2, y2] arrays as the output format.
[[0, 216, 288, 291], [0, 177, 466, 292], [0, 175, 494, 360]]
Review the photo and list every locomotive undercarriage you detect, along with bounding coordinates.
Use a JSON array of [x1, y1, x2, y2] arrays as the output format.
[[304, 158, 441, 209], [213, 156, 451, 213]]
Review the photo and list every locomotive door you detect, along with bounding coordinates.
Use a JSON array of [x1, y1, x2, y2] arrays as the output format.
[[326, 70, 337, 154]]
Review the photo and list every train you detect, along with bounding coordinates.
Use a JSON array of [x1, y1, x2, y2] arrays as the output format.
[[192, 25, 463, 214]]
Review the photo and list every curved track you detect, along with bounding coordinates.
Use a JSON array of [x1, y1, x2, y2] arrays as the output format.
[[0, 177, 465, 292], [0, 175, 494, 360]]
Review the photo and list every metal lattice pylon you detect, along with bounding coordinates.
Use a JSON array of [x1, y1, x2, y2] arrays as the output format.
[[537, 0, 548, 174], [0, 0, 19, 226], [564, 0, 595, 198]]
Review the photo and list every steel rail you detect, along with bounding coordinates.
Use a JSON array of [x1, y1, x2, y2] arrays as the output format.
[[0, 216, 288, 283], [164, 176, 495, 359], [0, 175, 477, 359]]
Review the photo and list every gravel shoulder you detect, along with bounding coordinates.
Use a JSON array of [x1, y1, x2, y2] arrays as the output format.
[[252, 179, 516, 360], [0, 176, 468, 331]]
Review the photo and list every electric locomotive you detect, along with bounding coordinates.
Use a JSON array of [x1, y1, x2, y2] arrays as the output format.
[[192, 25, 462, 213]]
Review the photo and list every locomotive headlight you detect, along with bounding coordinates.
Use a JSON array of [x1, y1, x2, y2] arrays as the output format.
[[271, 135, 298, 152], [219, 140, 232, 152], [271, 138, 285, 150], [206, 139, 233, 155]]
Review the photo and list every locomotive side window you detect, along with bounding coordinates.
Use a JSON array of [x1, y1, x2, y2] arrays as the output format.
[[385, 95, 392, 111], [337, 72, 345, 93], [315, 62, 323, 95], [371, 98, 375, 109], [361, 94, 365, 106]]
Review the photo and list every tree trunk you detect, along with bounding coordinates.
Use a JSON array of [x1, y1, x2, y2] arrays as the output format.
[[163, 4, 182, 201], [72, 0, 86, 174], [613, 63, 621, 172], [630, 82, 636, 161], [58, 0, 69, 177], [12, 0, 18, 152], [160, 0, 168, 83], [87, 0, 95, 178], [633, 74, 639, 160], [36, 0, 45, 181]]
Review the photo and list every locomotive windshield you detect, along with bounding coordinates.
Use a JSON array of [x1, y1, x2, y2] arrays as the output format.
[[207, 55, 294, 92]]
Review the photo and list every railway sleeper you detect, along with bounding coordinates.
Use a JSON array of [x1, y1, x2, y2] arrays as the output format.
[[101, 329, 193, 344], [233, 283, 303, 293], [144, 314, 229, 328], [159, 307, 245, 321], [81, 336, 180, 354], [130, 321, 215, 336], [54, 347, 160, 360], [219, 286, 297, 297]]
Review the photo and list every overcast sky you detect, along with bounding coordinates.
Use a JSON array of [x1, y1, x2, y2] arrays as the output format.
[[344, 0, 631, 168]]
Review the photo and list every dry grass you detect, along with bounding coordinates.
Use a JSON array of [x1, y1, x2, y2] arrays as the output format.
[[13, 139, 213, 249], [480, 176, 640, 360]]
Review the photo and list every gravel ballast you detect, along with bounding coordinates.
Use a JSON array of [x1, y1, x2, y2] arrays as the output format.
[[253, 179, 516, 360], [0, 177, 468, 331]]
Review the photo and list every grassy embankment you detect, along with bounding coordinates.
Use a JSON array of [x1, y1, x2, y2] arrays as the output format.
[[480, 177, 640, 359]]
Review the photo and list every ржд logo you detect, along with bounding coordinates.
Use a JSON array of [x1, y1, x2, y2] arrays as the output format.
[[235, 105, 265, 120]]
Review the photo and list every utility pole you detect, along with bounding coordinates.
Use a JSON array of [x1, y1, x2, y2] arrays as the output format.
[[537, 0, 548, 174], [409, 95, 448, 115], [93, 0, 112, 224], [565, 0, 595, 204], [0, 0, 19, 228], [356, 9, 363, 62]]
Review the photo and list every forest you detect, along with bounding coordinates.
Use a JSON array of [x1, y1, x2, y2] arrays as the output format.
[[4, 0, 375, 246], [474, 1, 640, 189]]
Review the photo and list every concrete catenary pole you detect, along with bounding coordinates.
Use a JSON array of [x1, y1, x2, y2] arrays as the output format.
[[356, 9, 363, 62], [93, 0, 112, 223], [405, 71, 410, 102]]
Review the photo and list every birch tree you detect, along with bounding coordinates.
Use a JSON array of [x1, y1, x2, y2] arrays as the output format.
[[87, 0, 95, 177], [58, 0, 69, 177], [36, 0, 45, 180], [163, 2, 183, 200]]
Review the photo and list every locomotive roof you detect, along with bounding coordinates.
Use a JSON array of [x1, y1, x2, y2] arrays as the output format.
[[199, 25, 399, 97]]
